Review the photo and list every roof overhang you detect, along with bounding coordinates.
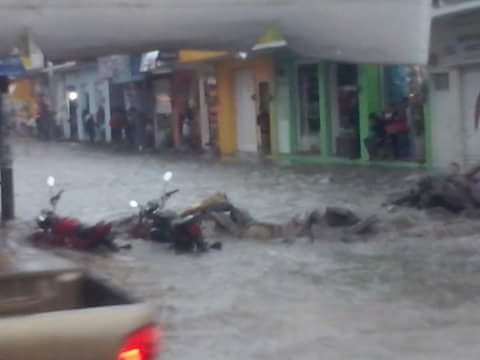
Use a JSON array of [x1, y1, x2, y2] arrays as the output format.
[[0, 0, 432, 65]]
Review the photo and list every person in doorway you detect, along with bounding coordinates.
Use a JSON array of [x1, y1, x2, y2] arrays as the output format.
[[144, 117, 154, 149], [83, 109, 95, 143], [364, 112, 387, 159], [95, 104, 106, 142], [110, 107, 125, 144], [126, 106, 139, 149], [181, 110, 193, 148], [257, 110, 271, 154], [35, 94, 50, 140], [385, 108, 409, 160]]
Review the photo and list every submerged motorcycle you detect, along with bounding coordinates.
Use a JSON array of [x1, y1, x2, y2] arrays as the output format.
[[130, 171, 220, 254], [32, 176, 121, 252]]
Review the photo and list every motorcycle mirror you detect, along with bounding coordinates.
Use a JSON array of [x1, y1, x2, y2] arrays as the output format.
[[46, 176, 56, 187], [163, 171, 173, 182], [129, 200, 139, 209]]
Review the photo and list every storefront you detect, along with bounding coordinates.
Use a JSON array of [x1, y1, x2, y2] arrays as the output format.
[[273, 51, 431, 168], [215, 55, 275, 157], [140, 50, 219, 151], [60, 63, 100, 142], [171, 66, 219, 151]]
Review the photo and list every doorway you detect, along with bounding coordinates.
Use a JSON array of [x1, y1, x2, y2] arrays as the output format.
[[234, 68, 257, 153], [68, 97, 78, 140], [297, 64, 320, 153], [462, 65, 480, 166], [258, 81, 272, 154], [333, 63, 360, 159], [80, 88, 90, 141], [67, 87, 79, 141]]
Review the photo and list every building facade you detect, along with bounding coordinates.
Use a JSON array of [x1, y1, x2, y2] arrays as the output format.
[[213, 50, 431, 168], [272, 54, 431, 167], [429, 1, 480, 169]]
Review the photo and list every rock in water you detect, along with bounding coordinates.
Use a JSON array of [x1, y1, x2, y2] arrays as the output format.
[[230, 207, 254, 227], [349, 215, 379, 235], [243, 223, 279, 240], [325, 207, 360, 227]]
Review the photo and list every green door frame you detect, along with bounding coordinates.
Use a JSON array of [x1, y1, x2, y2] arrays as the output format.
[[288, 60, 330, 157], [318, 62, 331, 159], [358, 64, 383, 162]]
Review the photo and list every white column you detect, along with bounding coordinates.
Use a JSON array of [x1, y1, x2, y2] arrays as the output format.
[[104, 80, 112, 143], [430, 69, 464, 169]]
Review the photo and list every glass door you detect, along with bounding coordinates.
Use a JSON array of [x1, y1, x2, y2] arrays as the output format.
[[334, 63, 360, 159], [297, 64, 320, 154]]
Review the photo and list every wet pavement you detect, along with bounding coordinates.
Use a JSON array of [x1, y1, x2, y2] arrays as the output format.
[[8, 139, 480, 360]]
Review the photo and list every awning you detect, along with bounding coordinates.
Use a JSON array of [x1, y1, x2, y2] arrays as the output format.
[[252, 25, 288, 52], [0, 57, 26, 77]]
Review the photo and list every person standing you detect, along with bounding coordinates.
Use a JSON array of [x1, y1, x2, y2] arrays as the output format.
[[36, 94, 50, 140], [126, 106, 139, 149], [385, 110, 409, 160], [110, 107, 125, 144], [82, 109, 95, 143], [95, 104, 106, 142]]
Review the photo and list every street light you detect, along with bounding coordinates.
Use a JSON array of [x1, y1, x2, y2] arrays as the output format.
[[68, 91, 78, 101], [237, 51, 248, 60]]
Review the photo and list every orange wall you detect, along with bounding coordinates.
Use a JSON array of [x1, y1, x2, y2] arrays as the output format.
[[12, 79, 34, 102], [215, 56, 274, 156]]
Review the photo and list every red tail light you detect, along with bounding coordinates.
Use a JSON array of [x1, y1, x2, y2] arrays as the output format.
[[117, 325, 161, 360]]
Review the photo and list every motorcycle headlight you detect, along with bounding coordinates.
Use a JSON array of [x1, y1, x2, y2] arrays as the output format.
[[37, 211, 53, 229]]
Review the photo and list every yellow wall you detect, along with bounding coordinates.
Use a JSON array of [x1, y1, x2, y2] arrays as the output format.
[[216, 62, 237, 156], [215, 56, 274, 156], [10, 79, 35, 123]]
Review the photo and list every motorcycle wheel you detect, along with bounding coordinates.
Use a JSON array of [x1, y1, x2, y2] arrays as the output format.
[[173, 225, 207, 254]]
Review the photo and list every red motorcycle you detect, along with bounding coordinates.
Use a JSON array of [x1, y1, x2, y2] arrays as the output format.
[[32, 176, 120, 252]]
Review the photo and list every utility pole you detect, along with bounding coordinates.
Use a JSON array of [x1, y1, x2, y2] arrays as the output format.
[[0, 76, 14, 221]]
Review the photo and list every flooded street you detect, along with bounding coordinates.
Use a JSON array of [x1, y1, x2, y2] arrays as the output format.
[[9, 139, 480, 360]]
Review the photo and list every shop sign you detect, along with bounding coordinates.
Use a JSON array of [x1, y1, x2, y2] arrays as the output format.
[[436, 19, 480, 66], [140, 51, 159, 72], [98, 55, 138, 83], [140, 51, 177, 74]]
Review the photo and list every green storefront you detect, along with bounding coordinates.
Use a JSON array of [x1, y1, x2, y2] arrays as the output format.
[[272, 52, 432, 168]]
